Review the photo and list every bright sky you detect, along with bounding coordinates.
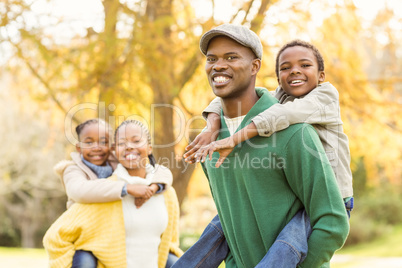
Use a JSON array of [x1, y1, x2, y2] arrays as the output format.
[[1, 0, 402, 56], [39, 0, 402, 43], [48, 0, 402, 21], [353, 0, 402, 19], [47, 0, 402, 21]]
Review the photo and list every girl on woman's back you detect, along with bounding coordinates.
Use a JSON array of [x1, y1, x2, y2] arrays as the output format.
[[44, 119, 182, 268]]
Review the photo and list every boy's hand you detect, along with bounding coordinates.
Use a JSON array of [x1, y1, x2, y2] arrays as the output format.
[[184, 131, 216, 163], [195, 136, 236, 168], [185, 121, 258, 166], [184, 112, 221, 164]]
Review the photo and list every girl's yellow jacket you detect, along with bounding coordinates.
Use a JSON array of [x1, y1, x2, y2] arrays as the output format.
[[43, 179, 183, 268]]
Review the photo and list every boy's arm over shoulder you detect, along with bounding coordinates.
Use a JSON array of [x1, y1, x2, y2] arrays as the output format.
[[202, 97, 222, 119], [253, 82, 342, 137]]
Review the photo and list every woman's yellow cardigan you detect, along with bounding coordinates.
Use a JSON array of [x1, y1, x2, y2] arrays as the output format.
[[43, 178, 183, 268]]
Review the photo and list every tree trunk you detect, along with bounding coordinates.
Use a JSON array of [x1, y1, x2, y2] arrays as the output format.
[[151, 94, 196, 204], [97, 0, 121, 120], [20, 218, 35, 248]]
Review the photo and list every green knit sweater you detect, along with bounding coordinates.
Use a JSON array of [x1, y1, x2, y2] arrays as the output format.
[[202, 89, 349, 268]]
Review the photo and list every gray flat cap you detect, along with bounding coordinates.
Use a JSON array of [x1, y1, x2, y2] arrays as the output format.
[[200, 24, 263, 59]]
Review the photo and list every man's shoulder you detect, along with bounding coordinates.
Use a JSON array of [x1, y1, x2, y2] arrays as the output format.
[[256, 87, 279, 102], [252, 87, 279, 113]]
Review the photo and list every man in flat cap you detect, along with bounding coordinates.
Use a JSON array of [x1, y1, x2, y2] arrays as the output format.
[[173, 24, 349, 268]]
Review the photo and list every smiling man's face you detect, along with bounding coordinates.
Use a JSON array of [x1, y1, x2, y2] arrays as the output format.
[[277, 45, 325, 97], [205, 36, 259, 100]]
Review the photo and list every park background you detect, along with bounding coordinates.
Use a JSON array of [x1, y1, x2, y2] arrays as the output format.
[[1, 0, 402, 267]]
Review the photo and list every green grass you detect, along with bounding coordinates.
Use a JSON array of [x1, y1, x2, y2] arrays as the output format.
[[0, 247, 47, 258], [336, 224, 402, 257], [1, 225, 402, 268]]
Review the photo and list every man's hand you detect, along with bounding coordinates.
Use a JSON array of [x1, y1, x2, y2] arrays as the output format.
[[194, 136, 236, 168]]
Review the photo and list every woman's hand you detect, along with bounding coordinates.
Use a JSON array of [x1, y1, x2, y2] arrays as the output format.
[[134, 197, 147, 208], [127, 184, 153, 198]]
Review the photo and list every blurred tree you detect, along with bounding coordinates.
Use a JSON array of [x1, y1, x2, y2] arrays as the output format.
[[0, 0, 273, 205], [316, 2, 402, 187], [0, 89, 67, 247], [1, 0, 402, 248]]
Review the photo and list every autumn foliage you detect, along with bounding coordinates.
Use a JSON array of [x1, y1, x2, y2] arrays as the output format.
[[0, 0, 401, 247]]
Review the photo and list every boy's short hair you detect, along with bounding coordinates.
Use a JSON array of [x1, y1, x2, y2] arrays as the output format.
[[275, 39, 324, 78]]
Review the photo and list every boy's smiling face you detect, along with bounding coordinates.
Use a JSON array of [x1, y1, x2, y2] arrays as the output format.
[[277, 45, 325, 97]]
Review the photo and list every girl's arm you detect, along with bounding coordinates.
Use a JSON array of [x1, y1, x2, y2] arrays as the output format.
[[62, 164, 126, 204]]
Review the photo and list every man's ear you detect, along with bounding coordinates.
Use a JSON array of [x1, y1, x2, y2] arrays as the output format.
[[318, 71, 325, 83], [251, 59, 262, 75], [111, 143, 116, 152], [76, 143, 82, 154]]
